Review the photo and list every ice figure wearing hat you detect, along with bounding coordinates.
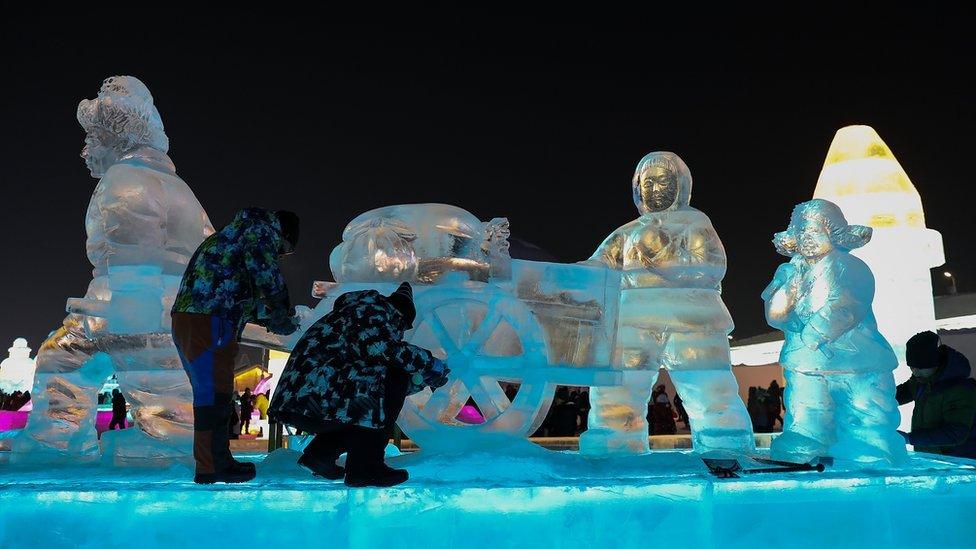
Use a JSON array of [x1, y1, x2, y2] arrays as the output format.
[[11, 77, 214, 463], [763, 199, 906, 465], [581, 152, 753, 455]]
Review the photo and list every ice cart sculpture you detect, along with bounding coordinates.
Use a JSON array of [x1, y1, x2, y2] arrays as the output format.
[[252, 203, 628, 452]]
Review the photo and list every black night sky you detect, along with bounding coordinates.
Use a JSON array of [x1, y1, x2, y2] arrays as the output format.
[[1, 17, 973, 350]]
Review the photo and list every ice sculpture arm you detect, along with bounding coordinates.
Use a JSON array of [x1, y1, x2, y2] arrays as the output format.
[[906, 386, 976, 447], [763, 263, 800, 332], [800, 260, 873, 350], [587, 229, 624, 268], [663, 225, 727, 287], [241, 222, 293, 328]]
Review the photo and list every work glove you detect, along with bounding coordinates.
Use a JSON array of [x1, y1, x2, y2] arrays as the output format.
[[423, 358, 451, 390], [268, 308, 300, 336]]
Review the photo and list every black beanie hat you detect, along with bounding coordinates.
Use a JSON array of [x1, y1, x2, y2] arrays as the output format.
[[906, 331, 941, 369], [388, 281, 416, 328], [275, 210, 300, 253]]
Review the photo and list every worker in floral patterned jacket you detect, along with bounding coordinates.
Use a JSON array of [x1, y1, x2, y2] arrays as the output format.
[[270, 282, 451, 488], [172, 207, 302, 484]]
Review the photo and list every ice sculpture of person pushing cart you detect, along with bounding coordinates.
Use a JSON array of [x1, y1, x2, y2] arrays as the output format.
[[581, 151, 754, 456], [267, 153, 752, 457]]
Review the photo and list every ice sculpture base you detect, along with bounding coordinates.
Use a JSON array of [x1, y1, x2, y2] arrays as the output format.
[[1, 446, 974, 548]]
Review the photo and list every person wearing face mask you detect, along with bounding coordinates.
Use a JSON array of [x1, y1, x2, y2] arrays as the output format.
[[172, 208, 302, 484], [580, 152, 753, 456], [896, 331, 976, 458]]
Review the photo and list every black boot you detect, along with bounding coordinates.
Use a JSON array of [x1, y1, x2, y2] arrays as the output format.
[[298, 432, 347, 480], [344, 462, 408, 488], [344, 427, 407, 488], [298, 452, 344, 480], [194, 461, 257, 484]]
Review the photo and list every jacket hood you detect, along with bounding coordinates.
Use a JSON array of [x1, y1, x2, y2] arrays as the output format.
[[937, 346, 972, 383], [333, 289, 403, 327], [632, 151, 692, 214]]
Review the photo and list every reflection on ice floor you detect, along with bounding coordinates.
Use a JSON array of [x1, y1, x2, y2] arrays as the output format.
[[1, 443, 975, 548]]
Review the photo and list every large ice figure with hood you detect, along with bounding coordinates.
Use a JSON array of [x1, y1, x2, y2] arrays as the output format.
[[10, 76, 214, 464], [763, 199, 906, 465], [580, 152, 753, 455]]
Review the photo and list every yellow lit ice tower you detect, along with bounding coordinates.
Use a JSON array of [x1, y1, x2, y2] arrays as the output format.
[[814, 125, 945, 424]]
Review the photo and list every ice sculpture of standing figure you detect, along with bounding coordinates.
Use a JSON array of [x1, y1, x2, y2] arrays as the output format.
[[580, 152, 753, 455], [0, 339, 36, 394], [763, 199, 906, 465], [10, 77, 214, 464]]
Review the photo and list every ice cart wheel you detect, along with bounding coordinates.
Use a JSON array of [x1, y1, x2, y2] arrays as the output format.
[[396, 288, 555, 450]]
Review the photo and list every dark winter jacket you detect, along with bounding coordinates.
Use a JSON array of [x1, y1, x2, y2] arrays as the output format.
[[896, 346, 976, 458], [269, 290, 450, 430], [172, 208, 292, 334]]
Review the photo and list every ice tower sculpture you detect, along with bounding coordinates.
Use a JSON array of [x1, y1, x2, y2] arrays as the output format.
[[0, 339, 36, 394], [813, 126, 944, 430], [9, 77, 214, 464], [763, 199, 906, 465], [580, 152, 753, 456]]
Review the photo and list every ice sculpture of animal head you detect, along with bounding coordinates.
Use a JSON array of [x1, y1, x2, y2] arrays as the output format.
[[631, 152, 692, 214], [773, 199, 872, 261], [77, 76, 169, 178]]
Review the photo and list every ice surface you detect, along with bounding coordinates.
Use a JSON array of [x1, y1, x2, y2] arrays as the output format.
[[581, 152, 752, 456], [763, 199, 906, 465], [1, 447, 974, 548], [0, 339, 35, 393], [10, 76, 213, 464]]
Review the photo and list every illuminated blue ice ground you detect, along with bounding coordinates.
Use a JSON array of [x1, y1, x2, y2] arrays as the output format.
[[1, 445, 975, 548]]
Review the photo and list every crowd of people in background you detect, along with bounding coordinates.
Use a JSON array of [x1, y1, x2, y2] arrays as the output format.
[[532, 386, 590, 437], [232, 387, 272, 438], [747, 380, 784, 433]]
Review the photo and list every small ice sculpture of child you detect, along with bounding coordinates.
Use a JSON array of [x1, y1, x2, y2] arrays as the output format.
[[763, 199, 906, 465]]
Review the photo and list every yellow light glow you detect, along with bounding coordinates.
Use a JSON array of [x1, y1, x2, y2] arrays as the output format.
[[814, 125, 925, 228]]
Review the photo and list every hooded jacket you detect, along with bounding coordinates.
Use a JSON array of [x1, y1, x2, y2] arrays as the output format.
[[896, 345, 976, 457], [268, 290, 449, 430], [172, 208, 291, 333]]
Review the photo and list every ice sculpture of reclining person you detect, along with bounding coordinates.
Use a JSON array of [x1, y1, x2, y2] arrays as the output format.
[[12, 76, 215, 463], [763, 199, 906, 465], [270, 282, 451, 487], [581, 151, 753, 456]]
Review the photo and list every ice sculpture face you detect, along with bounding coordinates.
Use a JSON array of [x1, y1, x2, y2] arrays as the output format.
[[631, 151, 691, 214], [764, 199, 906, 465], [10, 76, 212, 464]]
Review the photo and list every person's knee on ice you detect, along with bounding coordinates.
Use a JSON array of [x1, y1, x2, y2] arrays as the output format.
[[171, 208, 302, 484], [269, 281, 452, 487]]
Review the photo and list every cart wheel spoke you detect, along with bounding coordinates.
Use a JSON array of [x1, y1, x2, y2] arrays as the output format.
[[463, 302, 502, 353], [428, 313, 460, 355], [463, 374, 509, 422]]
